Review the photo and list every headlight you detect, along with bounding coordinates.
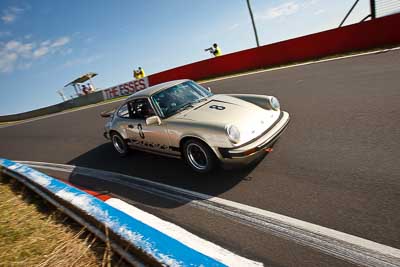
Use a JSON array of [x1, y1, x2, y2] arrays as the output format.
[[269, 97, 280, 110], [226, 125, 240, 144]]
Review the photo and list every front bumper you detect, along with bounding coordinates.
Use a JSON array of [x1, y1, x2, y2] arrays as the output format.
[[103, 131, 110, 140], [217, 111, 290, 165]]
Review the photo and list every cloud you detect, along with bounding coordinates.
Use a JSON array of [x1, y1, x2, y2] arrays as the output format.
[[0, 52, 17, 72], [0, 35, 72, 73], [51, 36, 70, 48], [259, 1, 300, 20], [306, 0, 319, 5], [256, 0, 321, 21], [314, 9, 325, 15], [33, 46, 49, 58], [5, 40, 20, 50], [1, 6, 25, 24], [41, 40, 51, 46], [4, 40, 33, 58], [0, 40, 31, 72], [0, 31, 11, 38], [33, 36, 70, 59], [228, 23, 240, 31]]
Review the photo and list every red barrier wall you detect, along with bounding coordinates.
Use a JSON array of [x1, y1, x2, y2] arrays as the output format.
[[148, 13, 400, 85]]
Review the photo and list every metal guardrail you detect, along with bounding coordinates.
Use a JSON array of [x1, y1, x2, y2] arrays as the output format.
[[0, 91, 105, 123], [0, 158, 229, 267]]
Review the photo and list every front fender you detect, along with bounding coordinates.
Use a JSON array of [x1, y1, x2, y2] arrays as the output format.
[[166, 121, 232, 149], [226, 94, 276, 110]]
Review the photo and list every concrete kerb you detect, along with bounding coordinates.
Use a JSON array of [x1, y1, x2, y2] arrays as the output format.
[[0, 158, 262, 267], [0, 159, 224, 266]]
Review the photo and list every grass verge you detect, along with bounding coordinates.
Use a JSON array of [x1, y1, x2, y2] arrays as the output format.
[[0, 174, 127, 267]]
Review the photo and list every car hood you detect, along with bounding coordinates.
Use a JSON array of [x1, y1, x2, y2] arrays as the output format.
[[174, 94, 281, 144]]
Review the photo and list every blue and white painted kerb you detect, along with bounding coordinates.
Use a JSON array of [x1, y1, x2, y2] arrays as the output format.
[[0, 158, 262, 267]]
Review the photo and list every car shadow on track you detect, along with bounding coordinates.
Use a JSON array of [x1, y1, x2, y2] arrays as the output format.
[[67, 142, 268, 208]]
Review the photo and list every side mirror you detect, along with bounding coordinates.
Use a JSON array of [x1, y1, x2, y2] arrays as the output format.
[[100, 109, 115, 118], [207, 87, 212, 92], [146, 115, 161, 126]]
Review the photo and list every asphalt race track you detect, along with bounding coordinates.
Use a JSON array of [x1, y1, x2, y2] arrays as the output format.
[[1, 49, 399, 266]]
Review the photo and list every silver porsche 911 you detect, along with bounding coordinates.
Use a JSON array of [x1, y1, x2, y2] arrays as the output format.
[[102, 79, 289, 173]]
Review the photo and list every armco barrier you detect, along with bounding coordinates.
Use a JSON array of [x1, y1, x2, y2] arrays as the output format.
[[0, 91, 105, 123], [0, 102, 65, 123], [0, 159, 261, 266], [148, 13, 400, 85], [0, 77, 149, 123]]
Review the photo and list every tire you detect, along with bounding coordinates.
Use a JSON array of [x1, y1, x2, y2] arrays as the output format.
[[111, 132, 129, 157], [183, 139, 217, 173]]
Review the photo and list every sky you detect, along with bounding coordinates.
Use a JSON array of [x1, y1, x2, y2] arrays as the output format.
[[0, 0, 374, 115]]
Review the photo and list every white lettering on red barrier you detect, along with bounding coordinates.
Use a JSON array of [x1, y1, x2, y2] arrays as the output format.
[[102, 77, 149, 100]]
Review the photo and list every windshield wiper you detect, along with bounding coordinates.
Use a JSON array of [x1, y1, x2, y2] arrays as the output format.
[[172, 98, 209, 115], [193, 97, 209, 104], [175, 102, 194, 113]]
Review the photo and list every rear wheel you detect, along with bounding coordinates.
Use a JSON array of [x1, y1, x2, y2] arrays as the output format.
[[183, 139, 217, 173], [111, 132, 129, 157]]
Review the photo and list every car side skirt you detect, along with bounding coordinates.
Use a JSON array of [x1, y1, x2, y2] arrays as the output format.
[[127, 142, 182, 159]]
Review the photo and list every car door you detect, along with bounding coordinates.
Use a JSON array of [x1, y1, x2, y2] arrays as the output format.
[[113, 102, 133, 138], [126, 98, 171, 154]]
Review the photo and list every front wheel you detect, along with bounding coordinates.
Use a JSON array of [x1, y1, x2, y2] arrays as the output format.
[[183, 139, 217, 173], [111, 132, 129, 157]]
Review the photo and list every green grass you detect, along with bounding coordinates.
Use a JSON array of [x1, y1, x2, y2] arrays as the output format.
[[0, 175, 127, 267]]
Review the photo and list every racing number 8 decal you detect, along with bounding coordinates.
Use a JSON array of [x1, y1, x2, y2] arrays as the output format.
[[209, 105, 225, 110], [137, 124, 145, 139]]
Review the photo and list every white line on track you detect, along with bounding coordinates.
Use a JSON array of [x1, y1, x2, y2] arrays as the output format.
[[0, 98, 124, 129], [105, 198, 262, 267], [18, 160, 400, 267], [2, 46, 399, 129]]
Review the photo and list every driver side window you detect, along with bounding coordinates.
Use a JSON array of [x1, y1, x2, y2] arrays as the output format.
[[117, 104, 130, 118], [130, 98, 155, 120]]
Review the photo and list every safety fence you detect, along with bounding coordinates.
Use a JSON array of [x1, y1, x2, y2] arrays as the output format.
[[147, 12, 400, 85], [0, 158, 243, 266], [376, 0, 400, 17]]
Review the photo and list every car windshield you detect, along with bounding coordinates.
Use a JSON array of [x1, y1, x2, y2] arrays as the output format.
[[151, 81, 213, 117]]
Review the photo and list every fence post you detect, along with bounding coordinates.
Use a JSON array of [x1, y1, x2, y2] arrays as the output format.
[[370, 0, 376, 19]]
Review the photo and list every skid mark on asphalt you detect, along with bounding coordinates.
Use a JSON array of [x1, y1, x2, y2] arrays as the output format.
[[18, 160, 400, 267]]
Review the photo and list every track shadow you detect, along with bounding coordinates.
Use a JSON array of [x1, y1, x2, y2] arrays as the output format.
[[67, 142, 268, 208]]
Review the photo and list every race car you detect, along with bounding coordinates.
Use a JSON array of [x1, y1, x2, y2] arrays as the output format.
[[102, 79, 290, 173]]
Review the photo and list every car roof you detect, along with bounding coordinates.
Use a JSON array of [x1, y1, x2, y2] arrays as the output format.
[[127, 79, 190, 100]]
